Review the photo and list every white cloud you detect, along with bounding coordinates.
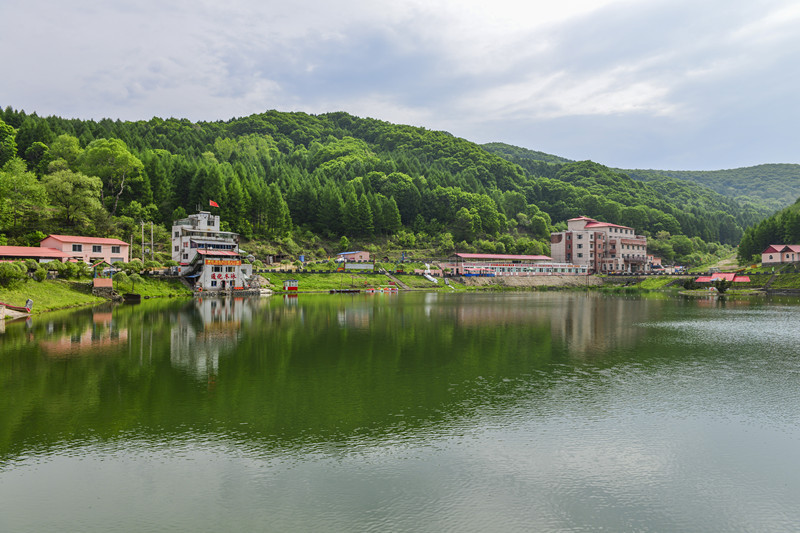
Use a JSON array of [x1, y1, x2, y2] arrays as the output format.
[[1, 0, 800, 168]]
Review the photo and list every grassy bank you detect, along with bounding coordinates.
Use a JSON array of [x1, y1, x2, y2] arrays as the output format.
[[0, 277, 192, 314], [113, 277, 193, 298], [262, 271, 463, 291], [0, 279, 106, 313]]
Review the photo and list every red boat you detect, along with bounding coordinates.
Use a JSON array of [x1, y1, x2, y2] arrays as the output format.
[[0, 299, 33, 313]]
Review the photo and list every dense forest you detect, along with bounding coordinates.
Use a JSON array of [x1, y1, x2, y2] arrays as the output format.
[[622, 165, 800, 213], [0, 107, 762, 265], [736, 198, 800, 264]]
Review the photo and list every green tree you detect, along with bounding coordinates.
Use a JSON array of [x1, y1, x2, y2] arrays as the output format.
[[356, 194, 374, 236], [0, 119, 16, 167], [0, 158, 48, 233], [79, 138, 145, 216], [382, 196, 402, 235], [48, 134, 83, 169], [42, 169, 103, 226], [265, 182, 292, 237]]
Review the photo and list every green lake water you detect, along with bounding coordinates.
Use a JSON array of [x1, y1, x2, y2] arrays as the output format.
[[2, 291, 800, 532]]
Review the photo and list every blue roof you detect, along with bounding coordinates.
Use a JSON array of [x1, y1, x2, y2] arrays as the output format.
[[337, 251, 366, 255]]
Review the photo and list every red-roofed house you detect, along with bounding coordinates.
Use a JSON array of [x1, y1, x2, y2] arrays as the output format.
[[550, 216, 649, 274], [40, 235, 129, 264], [762, 245, 800, 265], [0, 245, 71, 263]]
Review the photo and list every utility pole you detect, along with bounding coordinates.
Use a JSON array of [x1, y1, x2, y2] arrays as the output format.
[[141, 221, 145, 263], [150, 222, 154, 261]]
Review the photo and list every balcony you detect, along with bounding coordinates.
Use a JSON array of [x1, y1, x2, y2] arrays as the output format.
[[625, 256, 646, 264]]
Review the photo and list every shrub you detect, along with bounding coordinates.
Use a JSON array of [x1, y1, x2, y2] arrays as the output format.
[[33, 267, 47, 282], [0, 263, 26, 288], [113, 271, 130, 290], [124, 260, 144, 274]]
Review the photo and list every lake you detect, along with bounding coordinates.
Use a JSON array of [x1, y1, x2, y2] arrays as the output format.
[[2, 291, 800, 532]]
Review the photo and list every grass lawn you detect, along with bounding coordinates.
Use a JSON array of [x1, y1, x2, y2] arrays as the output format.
[[0, 276, 192, 315], [113, 277, 193, 297], [261, 270, 460, 292], [0, 279, 105, 313], [767, 273, 800, 289], [635, 277, 677, 290], [263, 271, 396, 291]]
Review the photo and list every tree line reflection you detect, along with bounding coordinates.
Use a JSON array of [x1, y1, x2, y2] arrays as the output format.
[[0, 292, 673, 460]]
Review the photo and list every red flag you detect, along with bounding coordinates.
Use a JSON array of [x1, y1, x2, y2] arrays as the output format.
[[209, 200, 219, 207]]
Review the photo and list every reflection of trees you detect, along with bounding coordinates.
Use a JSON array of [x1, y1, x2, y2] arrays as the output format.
[[0, 293, 663, 461]]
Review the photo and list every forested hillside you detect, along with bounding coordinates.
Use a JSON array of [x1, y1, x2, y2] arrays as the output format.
[[483, 142, 799, 215], [737, 198, 800, 264], [0, 108, 755, 265], [623, 165, 800, 213]]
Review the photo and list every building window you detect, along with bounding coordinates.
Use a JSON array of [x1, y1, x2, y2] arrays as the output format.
[[769, 255, 773, 260], [174, 231, 180, 237], [183, 254, 188, 259], [211, 280, 217, 287], [212, 266, 223, 272], [112, 246, 121, 254], [72, 244, 83, 252], [92, 245, 102, 253], [577, 234, 583, 239], [577, 253, 583, 258], [577, 243, 583, 249], [174, 246, 179, 252]]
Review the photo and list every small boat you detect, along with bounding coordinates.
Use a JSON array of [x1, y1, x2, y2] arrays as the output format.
[[0, 299, 33, 313], [123, 293, 142, 303]]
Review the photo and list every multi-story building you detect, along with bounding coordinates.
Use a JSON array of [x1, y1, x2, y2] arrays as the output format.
[[550, 216, 648, 274], [172, 211, 251, 291]]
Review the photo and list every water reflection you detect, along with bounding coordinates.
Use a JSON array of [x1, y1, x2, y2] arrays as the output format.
[[3, 293, 800, 532], [170, 297, 261, 380]]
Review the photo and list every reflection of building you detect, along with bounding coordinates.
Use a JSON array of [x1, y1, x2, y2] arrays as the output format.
[[546, 294, 652, 355], [172, 211, 252, 291], [170, 298, 257, 378], [440, 253, 587, 276], [551, 216, 648, 274], [38, 310, 128, 357]]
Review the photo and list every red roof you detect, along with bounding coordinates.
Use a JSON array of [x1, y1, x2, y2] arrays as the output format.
[[197, 249, 239, 256], [0, 246, 71, 259], [695, 273, 750, 283], [454, 253, 552, 261], [43, 234, 129, 246], [762, 244, 800, 254], [568, 216, 633, 230]]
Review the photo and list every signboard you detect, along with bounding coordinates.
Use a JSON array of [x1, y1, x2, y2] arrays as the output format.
[[206, 259, 241, 266]]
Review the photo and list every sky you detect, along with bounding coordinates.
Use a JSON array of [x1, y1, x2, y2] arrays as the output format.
[[1, 0, 799, 171]]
